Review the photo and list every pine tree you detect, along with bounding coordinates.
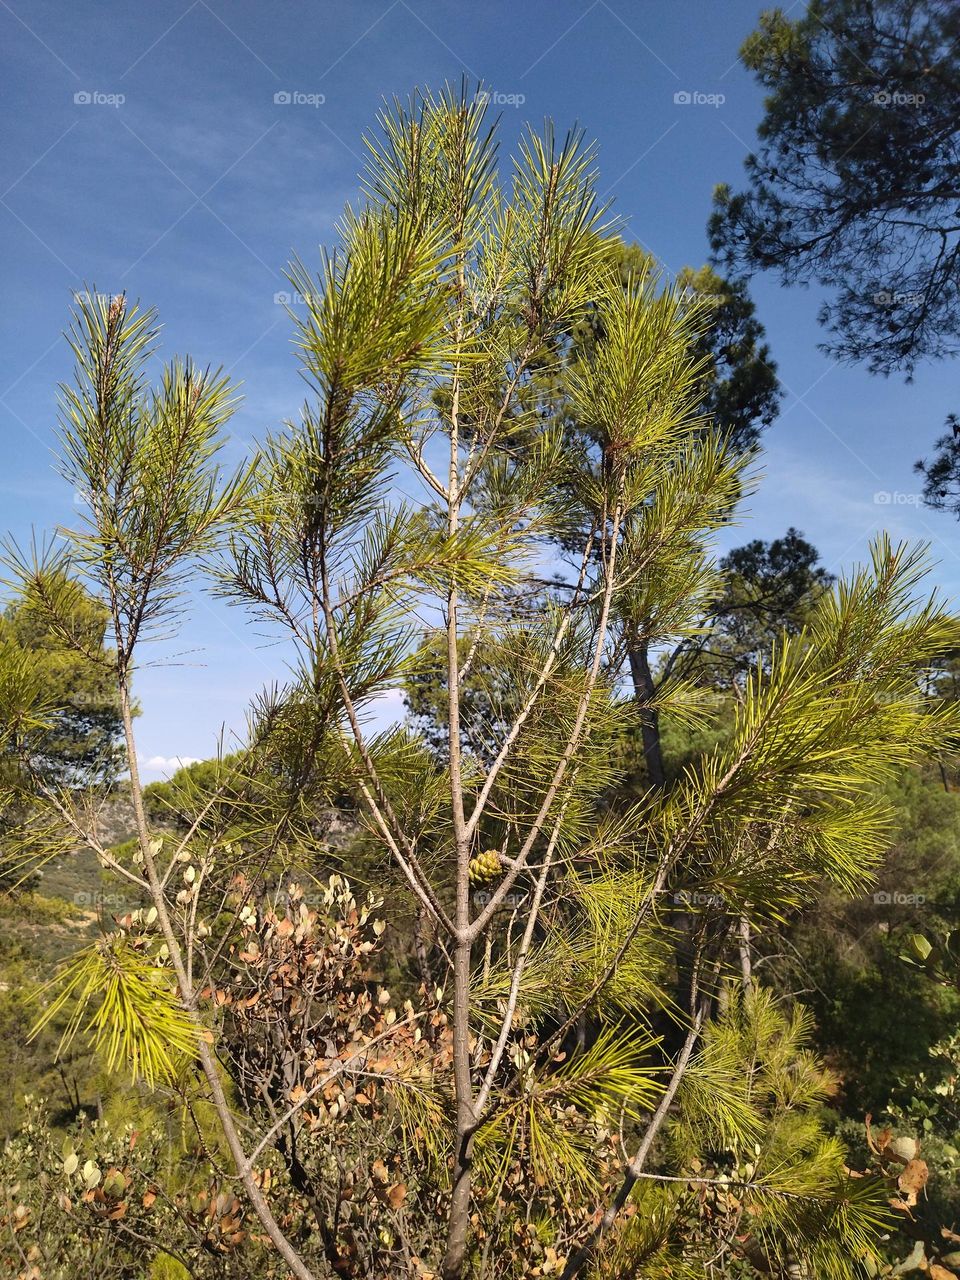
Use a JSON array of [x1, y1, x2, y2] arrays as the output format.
[[4, 85, 960, 1280]]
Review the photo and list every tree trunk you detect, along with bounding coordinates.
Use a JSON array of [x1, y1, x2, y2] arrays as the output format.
[[441, 935, 476, 1280], [738, 914, 753, 991], [627, 639, 666, 788], [627, 637, 703, 1047]]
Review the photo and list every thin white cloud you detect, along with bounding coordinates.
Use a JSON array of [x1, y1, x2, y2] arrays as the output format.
[[140, 754, 202, 776]]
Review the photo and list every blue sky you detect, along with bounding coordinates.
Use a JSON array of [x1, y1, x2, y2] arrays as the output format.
[[2, 0, 958, 778]]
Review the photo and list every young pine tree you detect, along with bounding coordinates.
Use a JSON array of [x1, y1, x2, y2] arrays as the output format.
[[4, 86, 960, 1280]]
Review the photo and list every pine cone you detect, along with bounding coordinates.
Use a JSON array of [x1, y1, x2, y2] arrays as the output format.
[[468, 850, 503, 885]]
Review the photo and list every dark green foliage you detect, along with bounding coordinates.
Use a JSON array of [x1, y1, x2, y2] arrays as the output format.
[[0, 576, 125, 789], [916, 414, 960, 522], [0, 891, 102, 1138], [687, 527, 834, 689], [0, 578, 127, 893], [802, 913, 959, 1113], [709, 0, 960, 521], [773, 768, 960, 1110], [710, 0, 960, 376], [676, 261, 780, 452]]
